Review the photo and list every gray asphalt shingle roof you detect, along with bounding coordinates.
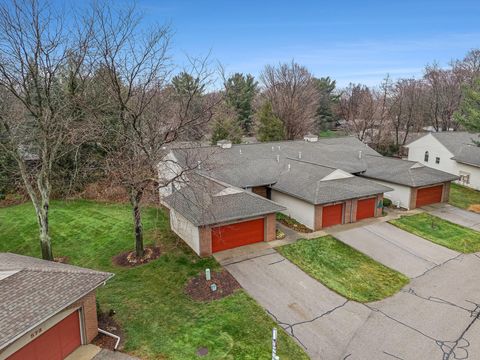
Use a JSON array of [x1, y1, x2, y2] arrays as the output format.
[[171, 136, 380, 188], [0, 253, 113, 350], [361, 155, 459, 187], [272, 159, 392, 204], [163, 174, 285, 226]]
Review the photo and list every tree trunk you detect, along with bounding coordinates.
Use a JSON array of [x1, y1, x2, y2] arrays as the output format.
[[130, 190, 144, 258], [37, 201, 53, 260]]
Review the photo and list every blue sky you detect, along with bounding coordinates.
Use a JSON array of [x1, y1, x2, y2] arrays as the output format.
[[133, 0, 480, 87]]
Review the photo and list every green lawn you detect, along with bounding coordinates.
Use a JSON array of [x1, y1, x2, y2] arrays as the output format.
[[449, 183, 480, 210], [0, 200, 308, 360], [389, 212, 480, 253], [277, 236, 409, 302]]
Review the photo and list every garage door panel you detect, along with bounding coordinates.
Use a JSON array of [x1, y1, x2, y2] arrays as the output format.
[[322, 204, 343, 228], [212, 218, 264, 252], [416, 185, 443, 207], [356, 198, 376, 221], [7, 311, 81, 360]]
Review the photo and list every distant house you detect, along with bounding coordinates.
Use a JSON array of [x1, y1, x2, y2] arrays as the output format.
[[159, 136, 457, 256], [405, 132, 480, 190], [0, 253, 113, 360]]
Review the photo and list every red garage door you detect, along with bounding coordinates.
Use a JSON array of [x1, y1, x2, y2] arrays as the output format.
[[8, 311, 81, 360], [416, 185, 443, 207], [356, 197, 376, 221], [322, 204, 343, 228], [212, 218, 264, 252]]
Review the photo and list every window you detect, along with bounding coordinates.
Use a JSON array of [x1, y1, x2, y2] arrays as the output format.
[[424, 151, 429, 162], [435, 157, 440, 164], [459, 171, 471, 185]]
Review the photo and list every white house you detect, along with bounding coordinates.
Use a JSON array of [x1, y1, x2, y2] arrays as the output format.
[[405, 132, 480, 191]]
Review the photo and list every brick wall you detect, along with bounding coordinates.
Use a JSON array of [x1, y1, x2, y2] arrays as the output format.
[[442, 182, 450, 202], [410, 188, 418, 209], [265, 213, 276, 241], [198, 226, 212, 257], [68, 290, 98, 343], [314, 205, 323, 230]]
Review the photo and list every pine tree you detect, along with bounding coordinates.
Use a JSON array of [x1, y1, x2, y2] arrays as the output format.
[[257, 102, 285, 142], [210, 118, 243, 145], [313, 77, 339, 132], [455, 78, 480, 134], [225, 73, 258, 135]]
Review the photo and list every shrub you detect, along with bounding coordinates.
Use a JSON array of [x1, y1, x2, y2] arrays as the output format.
[[382, 198, 392, 207]]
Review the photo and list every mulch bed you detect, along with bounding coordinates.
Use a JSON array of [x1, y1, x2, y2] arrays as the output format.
[[278, 218, 313, 233], [185, 269, 241, 302], [54, 256, 69, 264], [112, 246, 161, 267], [468, 204, 480, 213], [92, 311, 123, 351]]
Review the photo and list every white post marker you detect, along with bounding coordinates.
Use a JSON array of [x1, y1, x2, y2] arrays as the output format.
[[272, 327, 279, 360], [205, 268, 211, 281]]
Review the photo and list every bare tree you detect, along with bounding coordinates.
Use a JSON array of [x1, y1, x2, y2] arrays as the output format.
[[339, 83, 376, 142], [0, 0, 92, 260], [260, 61, 319, 139], [92, 3, 217, 257]]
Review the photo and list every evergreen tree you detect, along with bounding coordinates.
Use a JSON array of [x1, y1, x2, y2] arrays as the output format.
[[210, 118, 243, 145], [225, 73, 258, 135], [455, 78, 480, 135], [313, 77, 339, 132], [172, 72, 205, 95], [257, 102, 285, 141]]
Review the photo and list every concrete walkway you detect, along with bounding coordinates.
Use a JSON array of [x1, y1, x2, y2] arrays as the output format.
[[331, 222, 459, 278], [424, 203, 480, 231]]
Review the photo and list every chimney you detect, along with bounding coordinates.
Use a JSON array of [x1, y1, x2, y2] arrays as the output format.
[[358, 150, 363, 159], [298, 151, 302, 159], [216, 139, 232, 149], [276, 154, 280, 162]]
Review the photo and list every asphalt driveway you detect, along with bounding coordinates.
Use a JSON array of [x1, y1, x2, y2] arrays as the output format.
[[223, 248, 480, 360], [423, 203, 480, 231], [331, 222, 458, 278]]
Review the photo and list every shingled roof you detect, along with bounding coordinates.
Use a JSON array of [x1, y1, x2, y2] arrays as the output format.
[[163, 174, 285, 226], [272, 159, 392, 204], [0, 253, 113, 350], [361, 155, 459, 187]]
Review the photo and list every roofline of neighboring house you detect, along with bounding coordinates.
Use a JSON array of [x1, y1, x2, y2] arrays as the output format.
[[403, 132, 431, 147], [360, 174, 459, 188], [0, 272, 114, 351], [169, 135, 360, 151], [452, 158, 480, 169], [271, 185, 388, 206]]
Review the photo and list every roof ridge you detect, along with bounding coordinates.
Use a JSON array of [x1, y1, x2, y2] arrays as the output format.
[[285, 157, 339, 170]]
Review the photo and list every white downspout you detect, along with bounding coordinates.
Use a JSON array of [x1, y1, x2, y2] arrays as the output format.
[[98, 328, 121, 350]]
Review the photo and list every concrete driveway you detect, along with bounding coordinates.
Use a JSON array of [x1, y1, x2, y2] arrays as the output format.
[[222, 247, 480, 360], [424, 203, 480, 231], [331, 222, 459, 278]]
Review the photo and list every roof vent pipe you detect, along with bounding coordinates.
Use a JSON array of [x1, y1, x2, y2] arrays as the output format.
[[358, 150, 362, 159], [272, 146, 275, 151], [298, 151, 302, 159], [276, 154, 280, 162], [239, 148, 242, 154], [197, 160, 201, 169], [278, 145, 281, 150], [288, 163, 291, 171]]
